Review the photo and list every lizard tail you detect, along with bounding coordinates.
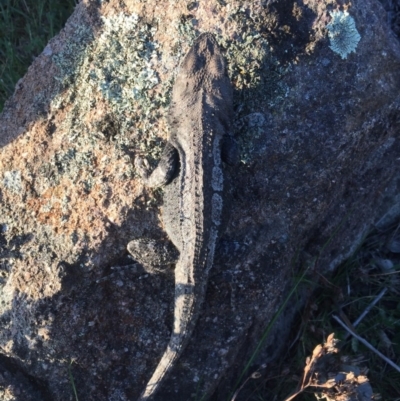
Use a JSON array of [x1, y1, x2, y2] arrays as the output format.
[[138, 289, 197, 401], [137, 343, 184, 400]]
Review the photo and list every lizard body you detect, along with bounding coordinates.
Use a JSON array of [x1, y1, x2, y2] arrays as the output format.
[[132, 33, 236, 400]]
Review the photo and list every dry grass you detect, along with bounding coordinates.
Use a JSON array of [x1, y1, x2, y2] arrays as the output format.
[[233, 221, 400, 401]]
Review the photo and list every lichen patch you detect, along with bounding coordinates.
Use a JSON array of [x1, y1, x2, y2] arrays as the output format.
[[326, 10, 361, 59]]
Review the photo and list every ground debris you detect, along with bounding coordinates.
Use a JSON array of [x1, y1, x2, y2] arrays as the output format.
[[285, 333, 376, 401]]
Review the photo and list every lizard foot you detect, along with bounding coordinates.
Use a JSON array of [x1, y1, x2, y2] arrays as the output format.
[[134, 156, 151, 180], [127, 238, 179, 274]]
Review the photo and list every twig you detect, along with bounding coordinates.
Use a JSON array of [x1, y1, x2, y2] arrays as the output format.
[[353, 287, 387, 328], [332, 314, 400, 373], [22, 0, 30, 12], [230, 370, 262, 401], [347, 273, 351, 296], [344, 287, 387, 339], [284, 389, 303, 401]]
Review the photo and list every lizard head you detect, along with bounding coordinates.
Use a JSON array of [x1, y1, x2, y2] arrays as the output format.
[[181, 33, 225, 80], [170, 33, 233, 124]]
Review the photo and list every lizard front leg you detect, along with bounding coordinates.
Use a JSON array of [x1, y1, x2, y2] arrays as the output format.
[[128, 141, 180, 273], [135, 141, 179, 188]]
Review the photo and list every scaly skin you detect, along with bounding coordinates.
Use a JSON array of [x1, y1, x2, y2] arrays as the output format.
[[134, 33, 235, 400]]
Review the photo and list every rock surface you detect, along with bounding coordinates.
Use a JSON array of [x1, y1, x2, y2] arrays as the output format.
[[0, 0, 400, 400]]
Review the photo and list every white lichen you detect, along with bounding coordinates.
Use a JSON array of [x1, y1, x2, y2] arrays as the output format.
[[50, 13, 171, 163], [3, 170, 22, 193], [94, 14, 160, 109], [326, 10, 361, 59], [52, 13, 162, 114]]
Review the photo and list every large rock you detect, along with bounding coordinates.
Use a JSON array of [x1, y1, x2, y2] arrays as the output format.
[[0, 0, 399, 400]]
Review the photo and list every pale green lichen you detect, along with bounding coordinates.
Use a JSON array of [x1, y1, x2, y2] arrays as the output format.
[[326, 10, 361, 59], [50, 12, 174, 177], [52, 23, 94, 88], [36, 148, 96, 192], [52, 13, 164, 120], [3, 171, 22, 194], [222, 32, 267, 90], [215, 14, 289, 164], [209, 4, 291, 164], [92, 14, 160, 111]]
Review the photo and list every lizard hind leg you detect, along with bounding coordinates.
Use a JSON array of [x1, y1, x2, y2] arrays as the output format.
[[127, 238, 179, 274]]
